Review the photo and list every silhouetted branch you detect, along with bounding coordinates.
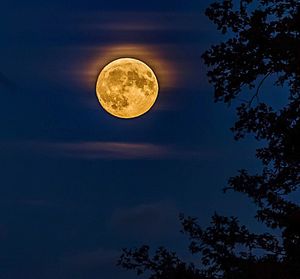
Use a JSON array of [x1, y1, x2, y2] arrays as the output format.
[[248, 72, 272, 107]]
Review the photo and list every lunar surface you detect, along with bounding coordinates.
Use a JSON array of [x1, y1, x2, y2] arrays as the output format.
[[96, 58, 159, 119]]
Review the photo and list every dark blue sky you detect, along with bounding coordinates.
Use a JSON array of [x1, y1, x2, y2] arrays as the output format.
[[0, 1, 267, 278]]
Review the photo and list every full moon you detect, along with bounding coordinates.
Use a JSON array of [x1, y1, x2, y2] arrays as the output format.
[[96, 58, 159, 119]]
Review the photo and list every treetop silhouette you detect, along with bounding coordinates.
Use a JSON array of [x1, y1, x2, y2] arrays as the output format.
[[119, 1, 300, 278]]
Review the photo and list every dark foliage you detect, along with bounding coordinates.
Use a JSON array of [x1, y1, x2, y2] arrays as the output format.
[[119, 1, 300, 278]]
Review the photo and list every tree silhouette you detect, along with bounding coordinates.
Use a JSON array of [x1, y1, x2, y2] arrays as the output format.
[[119, 1, 300, 278]]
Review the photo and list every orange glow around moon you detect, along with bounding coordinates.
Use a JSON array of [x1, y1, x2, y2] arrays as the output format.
[[96, 58, 159, 119]]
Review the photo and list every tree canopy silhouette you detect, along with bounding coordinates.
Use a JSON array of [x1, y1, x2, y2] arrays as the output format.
[[119, 0, 300, 278]]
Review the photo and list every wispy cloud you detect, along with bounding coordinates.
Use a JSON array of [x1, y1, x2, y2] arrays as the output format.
[[60, 43, 180, 95], [44, 10, 210, 112], [22, 140, 221, 160], [71, 11, 210, 32], [57, 41, 208, 111], [38, 141, 169, 159]]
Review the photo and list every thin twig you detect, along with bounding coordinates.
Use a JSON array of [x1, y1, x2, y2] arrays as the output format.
[[248, 72, 272, 107]]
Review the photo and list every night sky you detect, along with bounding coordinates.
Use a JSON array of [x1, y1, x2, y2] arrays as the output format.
[[0, 1, 269, 278]]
